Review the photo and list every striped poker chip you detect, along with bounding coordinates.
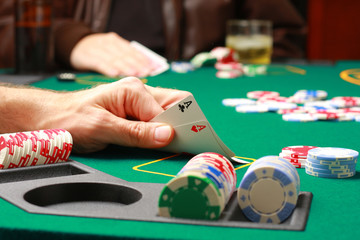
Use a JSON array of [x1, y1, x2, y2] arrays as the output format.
[[305, 168, 355, 179], [246, 91, 280, 99], [0, 130, 73, 169], [210, 47, 231, 60], [281, 146, 318, 158], [304, 101, 338, 110], [216, 70, 243, 79], [331, 96, 360, 108], [171, 61, 195, 73], [215, 62, 243, 71], [282, 113, 318, 122], [158, 173, 224, 220], [235, 104, 269, 113], [222, 98, 256, 107], [335, 114, 355, 122], [237, 157, 299, 223], [307, 147, 359, 161], [306, 160, 356, 170], [310, 109, 345, 120], [190, 52, 217, 68], [307, 156, 357, 166], [251, 156, 300, 192], [158, 152, 236, 220], [305, 163, 355, 174], [262, 102, 297, 112], [257, 96, 289, 103], [292, 90, 328, 100], [277, 107, 307, 115]]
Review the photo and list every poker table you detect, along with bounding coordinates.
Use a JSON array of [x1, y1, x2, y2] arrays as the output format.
[[1, 61, 360, 240]]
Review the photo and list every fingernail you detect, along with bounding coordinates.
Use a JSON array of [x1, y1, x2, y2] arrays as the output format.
[[154, 125, 172, 143]]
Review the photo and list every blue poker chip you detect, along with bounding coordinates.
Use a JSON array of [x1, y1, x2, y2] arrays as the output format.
[[235, 104, 269, 113], [171, 61, 195, 73], [307, 147, 359, 161], [306, 160, 356, 170], [252, 156, 300, 186], [237, 157, 299, 223], [282, 113, 318, 122], [262, 102, 297, 112], [306, 156, 357, 166], [222, 98, 256, 107], [305, 164, 355, 174], [251, 157, 300, 195], [305, 168, 356, 178]]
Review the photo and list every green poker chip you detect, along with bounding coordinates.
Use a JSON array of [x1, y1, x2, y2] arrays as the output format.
[[158, 173, 224, 220]]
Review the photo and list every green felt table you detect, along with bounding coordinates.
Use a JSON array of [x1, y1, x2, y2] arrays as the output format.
[[1, 61, 360, 240]]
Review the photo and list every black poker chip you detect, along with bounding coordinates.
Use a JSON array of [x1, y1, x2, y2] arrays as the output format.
[[56, 73, 76, 81]]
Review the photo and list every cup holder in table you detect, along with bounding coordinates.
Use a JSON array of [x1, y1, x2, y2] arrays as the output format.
[[24, 182, 142, 209]]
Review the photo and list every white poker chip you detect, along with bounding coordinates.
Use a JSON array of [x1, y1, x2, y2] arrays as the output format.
[[304, 101, 337, 110], [215, 62, 243, 71], [210, 47, 231, 60], [335, 114, 355, 122], [216, 70, 243, 79], [236, 104, 269, 113], [222, 98, 256, 107], [171, 61, 195, 73], [355, 115, 360, 122], [282, 113, 318, 122], [246, 91, 280, 99], [292, 90, 328, 100], [277, 107, 307, 115], [262, 102, 297, 112]]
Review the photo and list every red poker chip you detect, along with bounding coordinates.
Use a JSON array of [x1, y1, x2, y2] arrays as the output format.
[[246, 91, 280, 99], [215, 62, 243, 71], [277, 107, 307, 115], [257, 96, 289, 103], [331, 96, 360, 107], [281, 145, 318, 158], [310, 110, 344, 120], [218, 49, 237, 63]]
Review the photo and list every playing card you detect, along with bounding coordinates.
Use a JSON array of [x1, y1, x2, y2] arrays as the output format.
[[130, 41, 169, 76], [151, 95, 206, 127], [159, 120, 228, 157], [151, 95, 249, 163]]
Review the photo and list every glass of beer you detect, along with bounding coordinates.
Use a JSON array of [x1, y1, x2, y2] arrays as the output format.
[[15, 0, 53, 74], [226, 20, 273, 64]]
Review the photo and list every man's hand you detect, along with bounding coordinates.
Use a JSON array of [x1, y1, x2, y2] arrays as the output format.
[[0, 78, 191, 153], [70, 32, 155, 77]]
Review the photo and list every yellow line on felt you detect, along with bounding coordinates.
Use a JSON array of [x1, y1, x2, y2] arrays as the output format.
[[233, 156, 256, 170], [285, 65, 306, 75], [132, 153, 181, 177]]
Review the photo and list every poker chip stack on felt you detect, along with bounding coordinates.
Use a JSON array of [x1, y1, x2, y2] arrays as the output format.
[[237, 156, 300, 224], [305, 147, 358, 178], [213, 48, 244, 79], [0, 129, 73, 169], [158, 152, 236, 220], [279, 146, 318, 169], [223, 89, 360, 122]]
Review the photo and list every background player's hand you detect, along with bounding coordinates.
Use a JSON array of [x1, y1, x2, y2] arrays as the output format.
[[70, 32, 154, 77], [30, 78, 190, 153]]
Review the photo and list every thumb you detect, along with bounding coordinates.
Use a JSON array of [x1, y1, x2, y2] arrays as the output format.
[[111, 118, 174, 148]]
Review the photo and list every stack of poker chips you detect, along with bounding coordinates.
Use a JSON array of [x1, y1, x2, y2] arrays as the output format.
[[305, 147, 358, 178], [237, 156, 300, 224], [279, 146, 318, 169], [0, 129, 73, 169], [158, 152, 236, 220], [223, 90, 360, 122]]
